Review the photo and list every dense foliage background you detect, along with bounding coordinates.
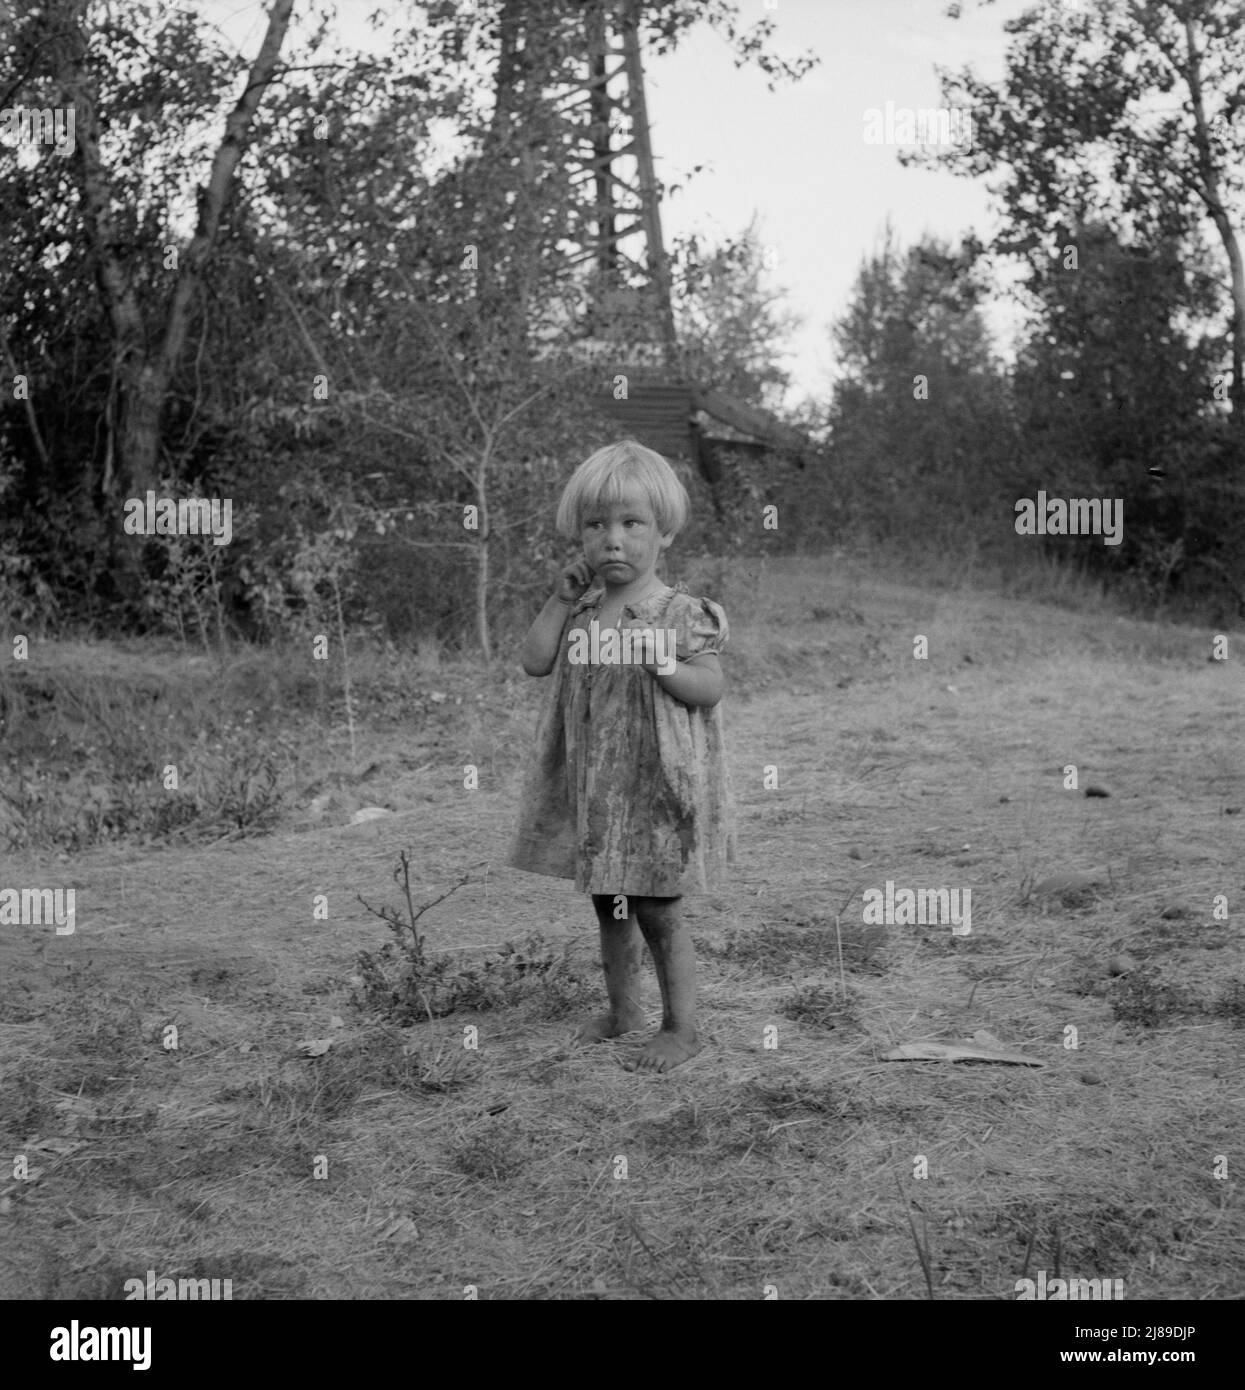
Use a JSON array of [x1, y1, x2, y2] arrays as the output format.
[[2, 0, 1244, 654]]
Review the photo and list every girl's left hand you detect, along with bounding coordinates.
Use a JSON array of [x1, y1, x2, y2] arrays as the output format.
[[623, 621, 676, 672]]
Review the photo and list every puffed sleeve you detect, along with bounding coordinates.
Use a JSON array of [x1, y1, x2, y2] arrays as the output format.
[[669, 593, 728, 661]]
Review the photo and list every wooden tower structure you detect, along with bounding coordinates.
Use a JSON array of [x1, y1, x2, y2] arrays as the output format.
[[562, 0, 810, 471]]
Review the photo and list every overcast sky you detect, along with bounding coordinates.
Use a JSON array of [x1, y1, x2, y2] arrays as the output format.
[[643, 0, 1038, 404], [192, 0, 1043, 407]]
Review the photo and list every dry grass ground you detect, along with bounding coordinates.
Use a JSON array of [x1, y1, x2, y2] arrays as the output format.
[[0, 553, 1241, 1299]]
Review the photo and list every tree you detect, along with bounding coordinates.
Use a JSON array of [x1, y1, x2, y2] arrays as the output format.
[[1012, 219, 1221, 474], [670, 217, 802, 411], [0, 0, 456, 619], [828, 225, 1013, 545], [1012, 217, 1240, 607], [1, 0, 818, 641], [43, 0, 296, 499], [916, 0, 1245, 426]]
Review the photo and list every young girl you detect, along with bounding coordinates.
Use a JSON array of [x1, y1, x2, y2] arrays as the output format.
[[508, 440, 733, 1073]]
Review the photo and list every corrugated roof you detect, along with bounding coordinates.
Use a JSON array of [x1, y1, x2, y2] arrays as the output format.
[[592, 378, 813, 461], [592, 383, 697, 458]]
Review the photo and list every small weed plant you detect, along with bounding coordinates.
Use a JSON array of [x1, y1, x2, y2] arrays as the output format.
[[354, 851, 589, 1024]]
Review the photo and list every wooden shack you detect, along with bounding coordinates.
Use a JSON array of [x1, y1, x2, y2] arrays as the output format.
[[592, 377, 813, 487]]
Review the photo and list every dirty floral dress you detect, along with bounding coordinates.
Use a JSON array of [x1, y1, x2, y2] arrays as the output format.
[[508, 582, 734, 896]]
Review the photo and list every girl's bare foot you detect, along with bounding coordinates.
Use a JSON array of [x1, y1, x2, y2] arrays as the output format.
[[628, 1027, 702, 1072], [575, 1009, 645, 1043]]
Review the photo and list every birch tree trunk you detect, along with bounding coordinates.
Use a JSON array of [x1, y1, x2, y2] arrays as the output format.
[[63, 0, 296, 502], [1183, 13, 1245, 427], [475, 454, 492, 664]]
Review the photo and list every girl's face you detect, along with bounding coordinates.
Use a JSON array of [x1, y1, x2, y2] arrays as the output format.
[[579, 492, 672, 593]]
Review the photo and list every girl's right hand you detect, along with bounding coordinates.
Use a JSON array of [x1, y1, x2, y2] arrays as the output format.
[[556, 557, 596, 604]]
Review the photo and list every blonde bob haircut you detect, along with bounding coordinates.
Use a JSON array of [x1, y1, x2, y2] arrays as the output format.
[[555, 440, 690, 540]]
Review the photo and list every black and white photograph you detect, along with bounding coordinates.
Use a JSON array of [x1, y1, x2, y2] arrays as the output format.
[[0, 0, 1241, 1338]]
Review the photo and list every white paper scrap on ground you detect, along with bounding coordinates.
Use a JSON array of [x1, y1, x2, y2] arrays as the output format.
[[883, 1030, 1043, 1066]]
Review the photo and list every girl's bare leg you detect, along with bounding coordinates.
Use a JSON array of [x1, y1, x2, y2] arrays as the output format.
[[575, 894, 646, 1042], [630, 895, 701, 1072]]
